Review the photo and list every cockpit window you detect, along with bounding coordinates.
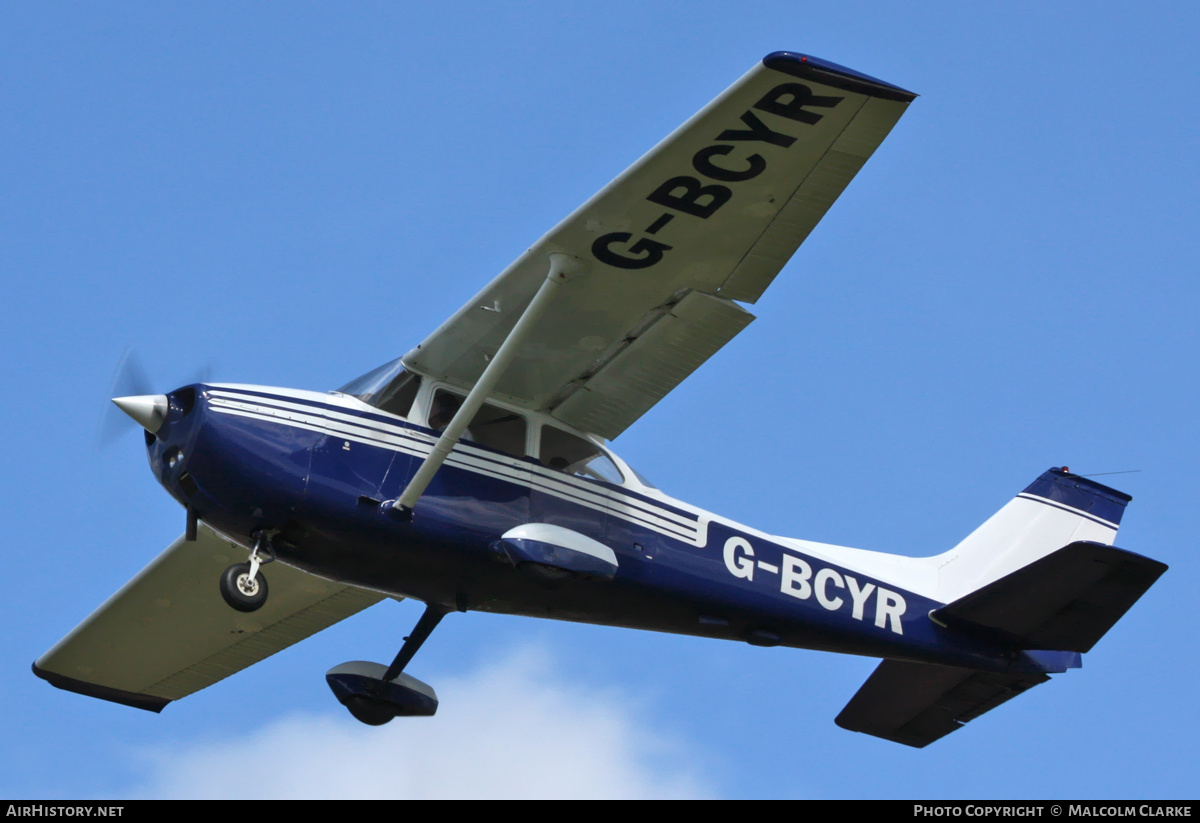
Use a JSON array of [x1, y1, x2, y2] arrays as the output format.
[[540, 425, 624, 484], [337, 358, 421, 418], [430, 389, 526, 458]]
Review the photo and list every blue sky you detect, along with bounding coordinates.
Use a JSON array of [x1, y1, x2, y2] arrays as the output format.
[[3, 2, 1198, 799]]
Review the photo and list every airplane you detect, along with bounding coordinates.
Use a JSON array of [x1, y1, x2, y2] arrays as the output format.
[[34, 51, 1167, 748]]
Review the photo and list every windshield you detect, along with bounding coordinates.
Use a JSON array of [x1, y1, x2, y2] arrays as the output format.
[[627, 465, 658, 490], [337, 358, 421, 418]]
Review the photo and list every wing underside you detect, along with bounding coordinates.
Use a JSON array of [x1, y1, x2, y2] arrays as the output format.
[[35, 525, 384, 711], [404, 53, 915, 439]]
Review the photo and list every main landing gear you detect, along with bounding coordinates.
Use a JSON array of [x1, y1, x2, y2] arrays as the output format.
[[219, 531, 276, 613], [326, 603, 449, 725]]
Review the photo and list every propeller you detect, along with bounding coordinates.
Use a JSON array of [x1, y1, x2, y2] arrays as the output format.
[[96, 347, 214, 448]]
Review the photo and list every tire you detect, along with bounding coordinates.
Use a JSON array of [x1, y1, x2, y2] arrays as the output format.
[[344, 696, 395, 726], [219, 562, 268, 612]]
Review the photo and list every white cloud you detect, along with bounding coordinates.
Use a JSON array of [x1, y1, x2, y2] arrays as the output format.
[[126, 645, 715, 799]]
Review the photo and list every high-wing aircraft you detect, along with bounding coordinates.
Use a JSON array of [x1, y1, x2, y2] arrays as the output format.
[[34, 52, 1167, 748]]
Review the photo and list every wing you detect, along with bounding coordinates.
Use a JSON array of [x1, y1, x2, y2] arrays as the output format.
[[404, 52, 915, 439], [34, 524, 384, 711]]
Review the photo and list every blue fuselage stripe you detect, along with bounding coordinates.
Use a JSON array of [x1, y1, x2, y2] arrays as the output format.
[[209, 389, 703, 543]]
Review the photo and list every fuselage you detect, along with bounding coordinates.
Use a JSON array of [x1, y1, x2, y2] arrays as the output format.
[[145, 382, 1065, 676]]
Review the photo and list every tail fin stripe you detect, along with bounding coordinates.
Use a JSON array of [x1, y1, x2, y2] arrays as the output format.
[[1020, 469, 1131, 526], [1015, 492, 1119, 530]]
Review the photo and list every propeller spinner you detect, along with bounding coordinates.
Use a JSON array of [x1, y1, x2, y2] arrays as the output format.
[[111, 395, 169, 434]]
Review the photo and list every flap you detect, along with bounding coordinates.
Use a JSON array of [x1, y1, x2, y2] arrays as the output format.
[[551, 290, 754, 437]]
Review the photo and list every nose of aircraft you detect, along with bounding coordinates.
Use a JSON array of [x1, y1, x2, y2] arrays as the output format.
[[112, 394, 169, 434]]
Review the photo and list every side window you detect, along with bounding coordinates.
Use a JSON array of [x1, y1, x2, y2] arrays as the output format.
[[429, 389, 526, 458], [540, 425, 624, 484]]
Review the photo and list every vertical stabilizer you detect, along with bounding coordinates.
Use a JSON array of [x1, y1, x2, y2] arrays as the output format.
[[933, 468, 1131, 603]]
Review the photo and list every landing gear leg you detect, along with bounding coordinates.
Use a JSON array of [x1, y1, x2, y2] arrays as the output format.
[[381, 603, 450, 682], [219, 531, 276, 613]]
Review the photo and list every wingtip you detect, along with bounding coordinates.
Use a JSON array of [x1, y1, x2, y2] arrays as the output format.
[[32, 662, 171, 713], [762, 51, 917, 103]]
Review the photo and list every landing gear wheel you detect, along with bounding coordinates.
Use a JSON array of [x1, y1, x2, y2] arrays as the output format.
[[344, 696, 395, 726], [220, 562, 268, 612]]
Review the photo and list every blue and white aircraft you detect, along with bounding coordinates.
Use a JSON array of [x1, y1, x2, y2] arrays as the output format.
[[35, 52, 1167, 747]]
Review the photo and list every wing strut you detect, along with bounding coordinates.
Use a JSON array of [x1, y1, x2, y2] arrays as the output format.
[[390, 253, 579, 516]]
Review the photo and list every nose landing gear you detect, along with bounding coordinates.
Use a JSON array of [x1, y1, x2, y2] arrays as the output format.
[[219, 531, 276, 612], [219, 562, 268, 612]]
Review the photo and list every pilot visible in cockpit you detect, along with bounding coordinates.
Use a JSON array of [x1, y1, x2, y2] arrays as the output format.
[[428, 392, 475, 441]]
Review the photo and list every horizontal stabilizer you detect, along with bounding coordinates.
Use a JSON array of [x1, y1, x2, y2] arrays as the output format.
[[931, 541, 1167, 653], [836, 660, 1048, 748]]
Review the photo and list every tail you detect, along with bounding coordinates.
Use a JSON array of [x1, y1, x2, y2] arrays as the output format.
[[934, 467, 1132, 603], [835, 467, 1167, 748]]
